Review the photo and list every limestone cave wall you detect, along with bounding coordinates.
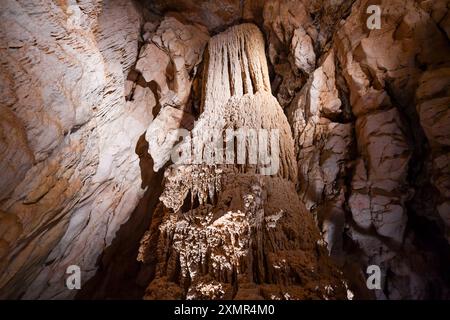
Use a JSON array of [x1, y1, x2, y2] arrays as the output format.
[[0, 0, 449, 300]]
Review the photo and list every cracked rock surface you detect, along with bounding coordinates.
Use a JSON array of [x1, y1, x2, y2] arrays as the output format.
[[1, 0, 449, 300]]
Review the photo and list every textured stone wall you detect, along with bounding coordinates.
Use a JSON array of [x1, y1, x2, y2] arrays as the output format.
[[137, 24, 348, 300], [1, 0, 449, 300], [0, 0, 148, 299]]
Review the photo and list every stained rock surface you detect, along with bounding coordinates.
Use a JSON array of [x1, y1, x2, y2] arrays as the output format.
[[0, 0, 449, 300], [0, 0, 149, 299]]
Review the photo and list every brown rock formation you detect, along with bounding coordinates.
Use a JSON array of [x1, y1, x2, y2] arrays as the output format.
[[0, 0, 449, 300], [137, 23, 348, 300]]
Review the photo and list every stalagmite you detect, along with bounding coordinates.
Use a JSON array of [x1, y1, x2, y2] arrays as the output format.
[[2, 0, 449, 301], [137, 23, 347, 300]]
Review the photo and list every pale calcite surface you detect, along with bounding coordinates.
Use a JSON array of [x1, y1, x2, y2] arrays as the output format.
[[1, 0, 449, 300]]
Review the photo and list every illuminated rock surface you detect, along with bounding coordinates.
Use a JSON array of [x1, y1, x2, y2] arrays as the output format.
[[0, 0, 449, 300], [137, 24, 347, 299]]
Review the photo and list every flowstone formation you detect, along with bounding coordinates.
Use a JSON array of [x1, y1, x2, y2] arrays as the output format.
[[1, 0, 449, 301], [137, 24, 348, 300]]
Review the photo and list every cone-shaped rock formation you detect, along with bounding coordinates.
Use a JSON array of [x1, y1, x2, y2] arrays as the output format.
[[137, 23, 348, 300]]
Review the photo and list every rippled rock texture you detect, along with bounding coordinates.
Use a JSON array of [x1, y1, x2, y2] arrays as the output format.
[[1, 0, 449, 300], [0, 0, 149, 299]]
